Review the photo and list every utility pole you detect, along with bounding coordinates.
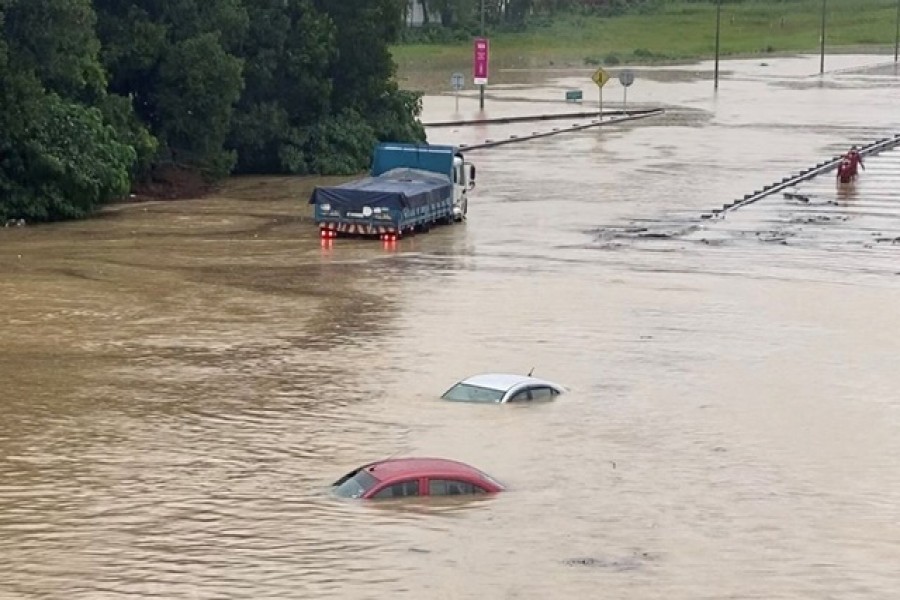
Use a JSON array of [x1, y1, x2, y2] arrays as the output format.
[[894, 0, 900, 62], [479, 0, 485, 110], [819, 0, 827, 74], [714, 0, 721, 90]]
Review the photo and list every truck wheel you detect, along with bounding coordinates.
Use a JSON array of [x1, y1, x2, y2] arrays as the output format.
[[455, 200, 468, 222]]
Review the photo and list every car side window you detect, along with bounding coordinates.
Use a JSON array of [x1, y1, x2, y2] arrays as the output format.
[[508, 389, 532, 402], [372, 479, 420, 499], [530, 386, 556, 401], [429, 479, 485, 496]]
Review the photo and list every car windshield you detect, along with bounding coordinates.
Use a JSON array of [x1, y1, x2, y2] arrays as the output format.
[[332, 468, 378, 499], [441, 383, 506, 403]]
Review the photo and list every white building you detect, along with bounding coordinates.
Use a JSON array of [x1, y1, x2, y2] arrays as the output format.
[[406, 0, 441, 27]]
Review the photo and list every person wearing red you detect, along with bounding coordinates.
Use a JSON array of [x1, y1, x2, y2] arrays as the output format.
[[845, 145, 865, 178], [836, 158, 854, 184]]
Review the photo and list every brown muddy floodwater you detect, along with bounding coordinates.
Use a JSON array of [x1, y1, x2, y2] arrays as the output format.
[[2, 55, 900, 599]]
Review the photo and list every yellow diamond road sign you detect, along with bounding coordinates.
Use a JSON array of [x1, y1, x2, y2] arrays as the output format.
[[592, 67, 610, 87]]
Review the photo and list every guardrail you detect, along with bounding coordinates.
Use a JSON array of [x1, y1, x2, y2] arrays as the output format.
[[424, 108, 663, 128], [457, 109, 665, 152], [703, 133, 900, 219]]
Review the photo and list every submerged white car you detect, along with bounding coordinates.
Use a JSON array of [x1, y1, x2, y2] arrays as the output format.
[[441, 373, 566, 404]]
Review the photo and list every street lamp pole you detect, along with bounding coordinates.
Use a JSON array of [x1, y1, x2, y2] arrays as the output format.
[[714, 0, 721, 90], [479, 0, 485, 110], [819, 0, 827, 74], [894, 0, 900, 62]]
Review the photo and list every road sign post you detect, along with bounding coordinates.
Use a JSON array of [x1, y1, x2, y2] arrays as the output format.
[[473, 38, 489, 110], [591, 67, 610, 118], [618, 69, 635, 115], [451, 72, 465, 112]]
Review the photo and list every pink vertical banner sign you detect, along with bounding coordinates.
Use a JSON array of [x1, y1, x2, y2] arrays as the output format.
[[473, 37, 489, 85]]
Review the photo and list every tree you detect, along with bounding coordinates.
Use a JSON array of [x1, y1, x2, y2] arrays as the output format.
[[314, 0, 425, 170], [229, 0, 336, 174], [1, 94, 135, 221], [95, 0, 248, 177], [155, 33, 244, 175], [0, 0, 137, 222], [232, 0, 425, 175], [3, 0, 105, 101], [2, 0, 436, 222], [314, 0, 405, 113]]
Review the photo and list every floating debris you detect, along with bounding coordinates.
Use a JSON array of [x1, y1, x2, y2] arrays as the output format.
[[563, 551, 658, 572], [784, 191, 811, 203]]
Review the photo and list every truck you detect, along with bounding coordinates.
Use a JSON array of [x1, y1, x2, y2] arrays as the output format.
[[308, 143, 476, 241]]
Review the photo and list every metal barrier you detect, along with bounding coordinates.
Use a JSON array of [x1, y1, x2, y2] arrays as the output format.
[[424, 108, 663, 128], [455, 109, 665, 152], [702, 133, 900, 219]]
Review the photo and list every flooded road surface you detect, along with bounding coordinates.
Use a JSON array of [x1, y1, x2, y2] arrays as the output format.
[[2, 55, 900, 599]]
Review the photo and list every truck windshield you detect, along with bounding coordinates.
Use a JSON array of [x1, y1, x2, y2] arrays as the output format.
[[441, 383, 505, 403], [333, 468, 379, 499]]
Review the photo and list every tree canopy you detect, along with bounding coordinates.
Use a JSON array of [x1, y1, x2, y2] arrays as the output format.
[[0, 0, 427, 222]]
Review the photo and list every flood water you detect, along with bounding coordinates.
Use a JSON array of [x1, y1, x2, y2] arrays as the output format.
[[2, 55, 899, 599]]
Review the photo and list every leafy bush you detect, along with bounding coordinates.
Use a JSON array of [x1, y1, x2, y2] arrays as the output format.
[[631, 47, 671, 61], [305, 110, 377, 175], [400, 24, 477, 44], [99, 93, 158, 178], [580, 0, 661, 18], [154, 33, 244, 178], [369, 87, 426, 146], [0, 93, 136, 222]]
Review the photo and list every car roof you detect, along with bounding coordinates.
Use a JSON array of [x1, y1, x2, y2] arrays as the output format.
[[363, 457, 490, 481], [457, 373, 562, 392]]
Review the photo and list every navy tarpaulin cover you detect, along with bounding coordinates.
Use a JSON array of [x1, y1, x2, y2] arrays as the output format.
[[309, 168, 452, 210]]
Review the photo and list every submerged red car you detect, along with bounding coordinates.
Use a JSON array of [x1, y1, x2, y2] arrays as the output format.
[[332, 457, 505, 500]]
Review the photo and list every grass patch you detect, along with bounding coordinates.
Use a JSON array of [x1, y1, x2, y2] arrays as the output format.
[[393, 0, 900, 77]]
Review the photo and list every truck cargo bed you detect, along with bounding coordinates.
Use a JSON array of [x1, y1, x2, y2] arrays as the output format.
[[309, 169, 452, 211], [309, 169, 455, 237]]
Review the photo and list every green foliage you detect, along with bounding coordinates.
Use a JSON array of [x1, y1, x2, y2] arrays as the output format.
[[631, 47, 672, 61], [96, 0, 249, 178], [316, 0, 405, 113], [400, 0, 661, 33], [1, 93, 135, 221], [4, 0, 107, 100], [0, 0, 484, 222], [306, 110, 379, 175], [0, 0, 138, 222], [369, 87, 427, 145], [229, 0, 335, 174], [394, 0, 900, 73], [98, 93, 159, 176], [230, 102, 298, 173], [155, 33, 244, 177], [229, 0, 424, 175], [400, 23, 478, 43]]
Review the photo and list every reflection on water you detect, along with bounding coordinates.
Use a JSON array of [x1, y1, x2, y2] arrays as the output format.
[[835, 180, 858, 204], [2, 55, 900, 599]]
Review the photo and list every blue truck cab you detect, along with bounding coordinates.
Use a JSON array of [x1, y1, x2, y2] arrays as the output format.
[[309, 143, 476, 239]]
